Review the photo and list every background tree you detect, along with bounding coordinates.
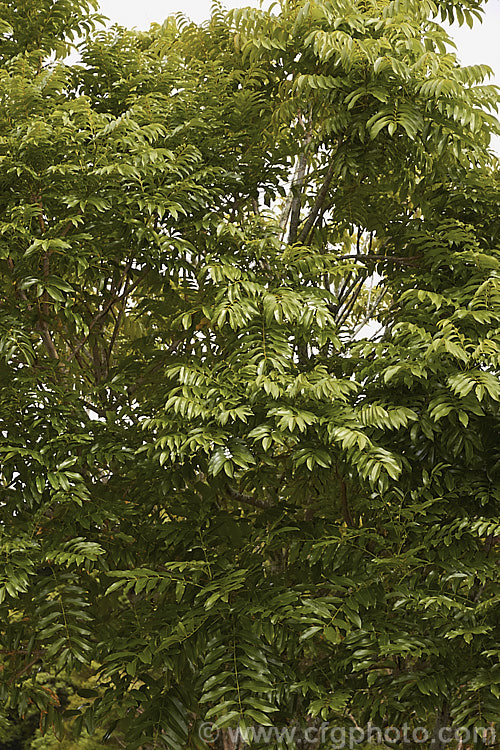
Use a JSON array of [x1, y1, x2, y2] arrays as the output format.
[[0, 0, 499, 747]]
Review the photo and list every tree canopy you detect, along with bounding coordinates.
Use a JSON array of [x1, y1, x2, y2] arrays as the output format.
[[0, 0, 499, 747]]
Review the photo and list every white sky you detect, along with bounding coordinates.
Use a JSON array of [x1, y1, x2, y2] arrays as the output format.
[[96, 0, 499, 149]]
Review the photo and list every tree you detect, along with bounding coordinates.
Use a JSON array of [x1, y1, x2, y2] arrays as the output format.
[[0, 0, 499, 747]]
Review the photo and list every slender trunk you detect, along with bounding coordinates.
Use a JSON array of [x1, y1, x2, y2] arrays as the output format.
[[430, 702, 451, 750]]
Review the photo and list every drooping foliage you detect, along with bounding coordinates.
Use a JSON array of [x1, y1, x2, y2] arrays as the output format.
[[0, 0, 499, 747]]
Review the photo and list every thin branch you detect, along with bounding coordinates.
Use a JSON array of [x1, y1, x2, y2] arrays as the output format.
[[279, 149, 309, 234], [470, 533, 497, 603], [38, 327, 59, 360], [79, 399, 108, 419], [225, 484, 269, 510], [57, 328, 94, 375], [67, 263, 146, 363], [336, 469, 354, 526], [32, 193, 62, 361], [109, 260, 133, 298], [8, 656, 42, 684], [287, 115, 313, 244], [336, 253, 421, 265], [335, 277, 366, 326], [126, 335, 188, 396], [287, 149, 310, 244], [7, 258, 31, 307], [9, 257, 60, 360], [0, 649, 44, 655], [107, 297, 126, 369], [352, 287, 389, 336], [297, 160, 337, 245], [279, 194, 293, 235], [35, 198, 46, 235], [60, 208, 83, 239], [340, 479, 354, 526], [365, 274, 374, 315], [336, 270, 355, 309], [337, 273, 364, 312]]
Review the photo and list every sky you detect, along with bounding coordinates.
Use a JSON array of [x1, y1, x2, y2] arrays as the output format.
[[96, 0, 500, 149]]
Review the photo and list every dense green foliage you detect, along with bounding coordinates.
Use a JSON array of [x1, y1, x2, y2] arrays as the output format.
[[0, 0, 499, 747]]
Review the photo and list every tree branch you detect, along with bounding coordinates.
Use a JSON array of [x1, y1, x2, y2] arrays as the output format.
[[38, 326, 60, 360], [107, 297, 126, 369], [430, 702, 450, 750], [336, 469, 354, 526], [126, 334, 189, 396], [336, 253, 421, 265], [287, 116, 313, 244], [296, 159, 336, 245], [67, 263, 146, 363], [335, 276, 366, 326], [352, 287, 388, 336], [225, 484, 269, 510], [287, 149, 310, 244]]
